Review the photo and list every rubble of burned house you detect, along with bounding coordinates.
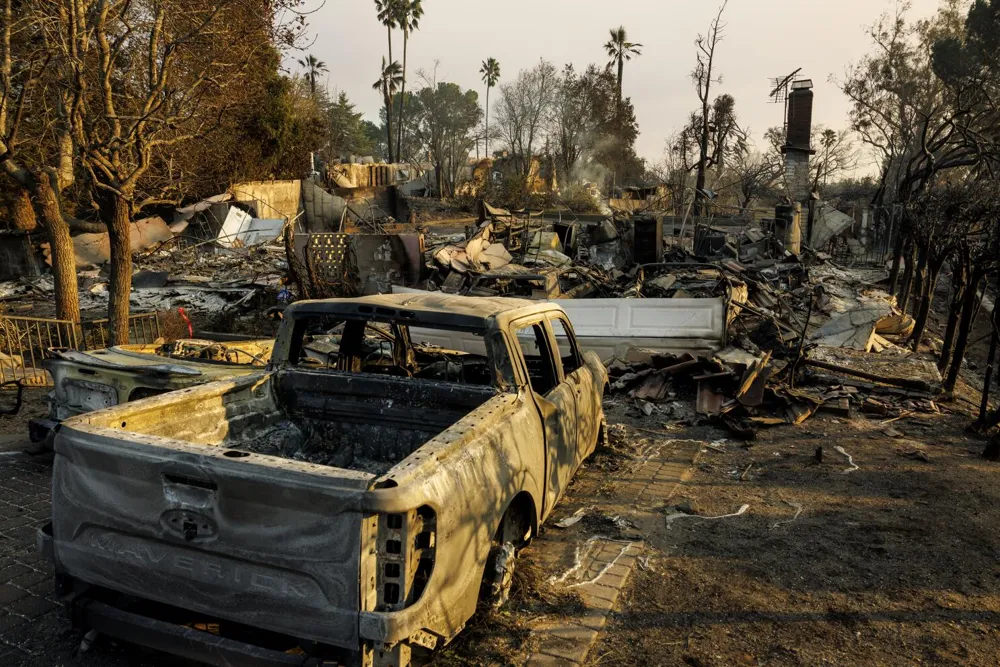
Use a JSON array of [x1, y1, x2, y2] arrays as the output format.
[[389, 190, 942, 440], [0, 171, 431, 317], [606, 259, 941, 440], [416, 203, 750, 301], [582, 78, 940, 438]]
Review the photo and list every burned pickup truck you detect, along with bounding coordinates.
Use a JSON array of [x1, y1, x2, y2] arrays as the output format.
[[40, 294, 607, 666]]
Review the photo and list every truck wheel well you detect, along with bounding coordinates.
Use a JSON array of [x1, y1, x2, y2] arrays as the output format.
[[500, 491, 537, 547]]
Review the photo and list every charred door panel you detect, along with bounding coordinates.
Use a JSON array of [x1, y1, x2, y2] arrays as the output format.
[[510, 320, 579, 520], [548, 314, 601, 462]]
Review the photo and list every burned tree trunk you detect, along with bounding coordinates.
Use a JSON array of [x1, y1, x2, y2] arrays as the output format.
[[898, 243, 916, 315], [909, 245, 928, 317], [939, 257, 968, 373], [979, 294, 999, 425], [944, 271, 986, 394], [980, 241, 1000, 425], [35, 172, 80, 323], [910, 255, 945, 352], [106, 194, 132, 345], [0, 166, 80, 321], [888, 230, 906, 296]]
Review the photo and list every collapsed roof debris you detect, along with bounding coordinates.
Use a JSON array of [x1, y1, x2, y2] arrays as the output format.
[[559, 209, 944, 438]]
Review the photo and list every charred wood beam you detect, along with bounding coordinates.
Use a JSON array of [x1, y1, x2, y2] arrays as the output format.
[[803, 358, 933, 393]]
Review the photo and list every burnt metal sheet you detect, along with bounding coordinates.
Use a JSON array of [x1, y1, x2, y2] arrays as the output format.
[[393, 286, 726, 355], [294, 232, 424, 296], [696, 381, 726, 415]]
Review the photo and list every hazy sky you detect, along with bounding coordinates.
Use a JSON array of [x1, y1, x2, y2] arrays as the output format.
[[296, 0, 943, 167]]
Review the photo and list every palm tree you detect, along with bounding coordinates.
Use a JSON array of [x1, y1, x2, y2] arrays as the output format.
[[373, 57, 404, 163], [297, 54, 328, 97], [375, 1, 400, 161], [480, 57, 501, 158], [604, 26, 642, 105], [375, 0, 400, 79], [375, 0, 402, 161], [394, 0, 424, 162]]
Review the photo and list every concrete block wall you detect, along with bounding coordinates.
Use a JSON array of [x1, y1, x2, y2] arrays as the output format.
[[229, 180, 303, 222]]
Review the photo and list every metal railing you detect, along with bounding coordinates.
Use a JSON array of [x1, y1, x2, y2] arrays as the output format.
[[79, 312, 162, 349], [0, 316, 80, 386], [0, 312, 161, 386]]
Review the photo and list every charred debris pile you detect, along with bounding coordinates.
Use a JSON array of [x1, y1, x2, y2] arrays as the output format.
[[1, 204, 290, 323], [420, 205, 743, 301], [418, 202, 940, 441], [604, 260, 940, 440]]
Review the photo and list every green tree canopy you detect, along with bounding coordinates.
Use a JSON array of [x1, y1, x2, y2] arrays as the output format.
[[409, 82, 482, 196], [328, 92, 375, 158]]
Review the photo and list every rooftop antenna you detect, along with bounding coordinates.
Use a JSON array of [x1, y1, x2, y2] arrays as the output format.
[[769, 68, 802, 130]]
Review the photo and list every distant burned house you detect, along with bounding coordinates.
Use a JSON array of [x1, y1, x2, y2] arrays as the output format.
[[488, 153, 559, 194], [610, 184, 670, 213]]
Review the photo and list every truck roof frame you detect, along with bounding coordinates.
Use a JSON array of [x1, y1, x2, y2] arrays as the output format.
[[283, 293, 563, 333]]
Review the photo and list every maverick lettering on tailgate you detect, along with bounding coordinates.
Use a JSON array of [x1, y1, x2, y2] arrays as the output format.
[[88, 532, 318, 600]]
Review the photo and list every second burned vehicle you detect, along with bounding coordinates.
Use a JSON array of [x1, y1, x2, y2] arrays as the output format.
[[28, 338, 273, 445], [40, 294, 607, 667]]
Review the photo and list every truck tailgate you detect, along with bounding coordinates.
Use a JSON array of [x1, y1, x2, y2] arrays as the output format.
[[51, 425, 374, 649]]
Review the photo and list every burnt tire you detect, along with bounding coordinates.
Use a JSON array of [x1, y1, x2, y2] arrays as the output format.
[[481, 503, 532, 609], [483, 541, 516, 609]]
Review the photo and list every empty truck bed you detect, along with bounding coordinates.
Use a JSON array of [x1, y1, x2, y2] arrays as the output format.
[[75, 369, 497, 477]]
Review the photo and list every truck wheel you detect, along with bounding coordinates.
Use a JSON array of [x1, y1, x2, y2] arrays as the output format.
[[483, 541, 516, 609], [481, 503, 531, 609]]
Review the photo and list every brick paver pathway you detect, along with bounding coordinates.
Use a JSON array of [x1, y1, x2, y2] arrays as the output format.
[[525, 439, 702, 666], [0, 453, 59, 664]]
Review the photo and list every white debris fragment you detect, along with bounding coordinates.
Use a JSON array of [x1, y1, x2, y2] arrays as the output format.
[[704, 439, 728, 454], [554, 507, 589, 529], [548, 536, 637, 588], [770, 501, 804, 530], [664, 504, 750, 529], [567, 541, 633, 589], [834, 446, 860, 473], [549, 536, 597, 585]]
